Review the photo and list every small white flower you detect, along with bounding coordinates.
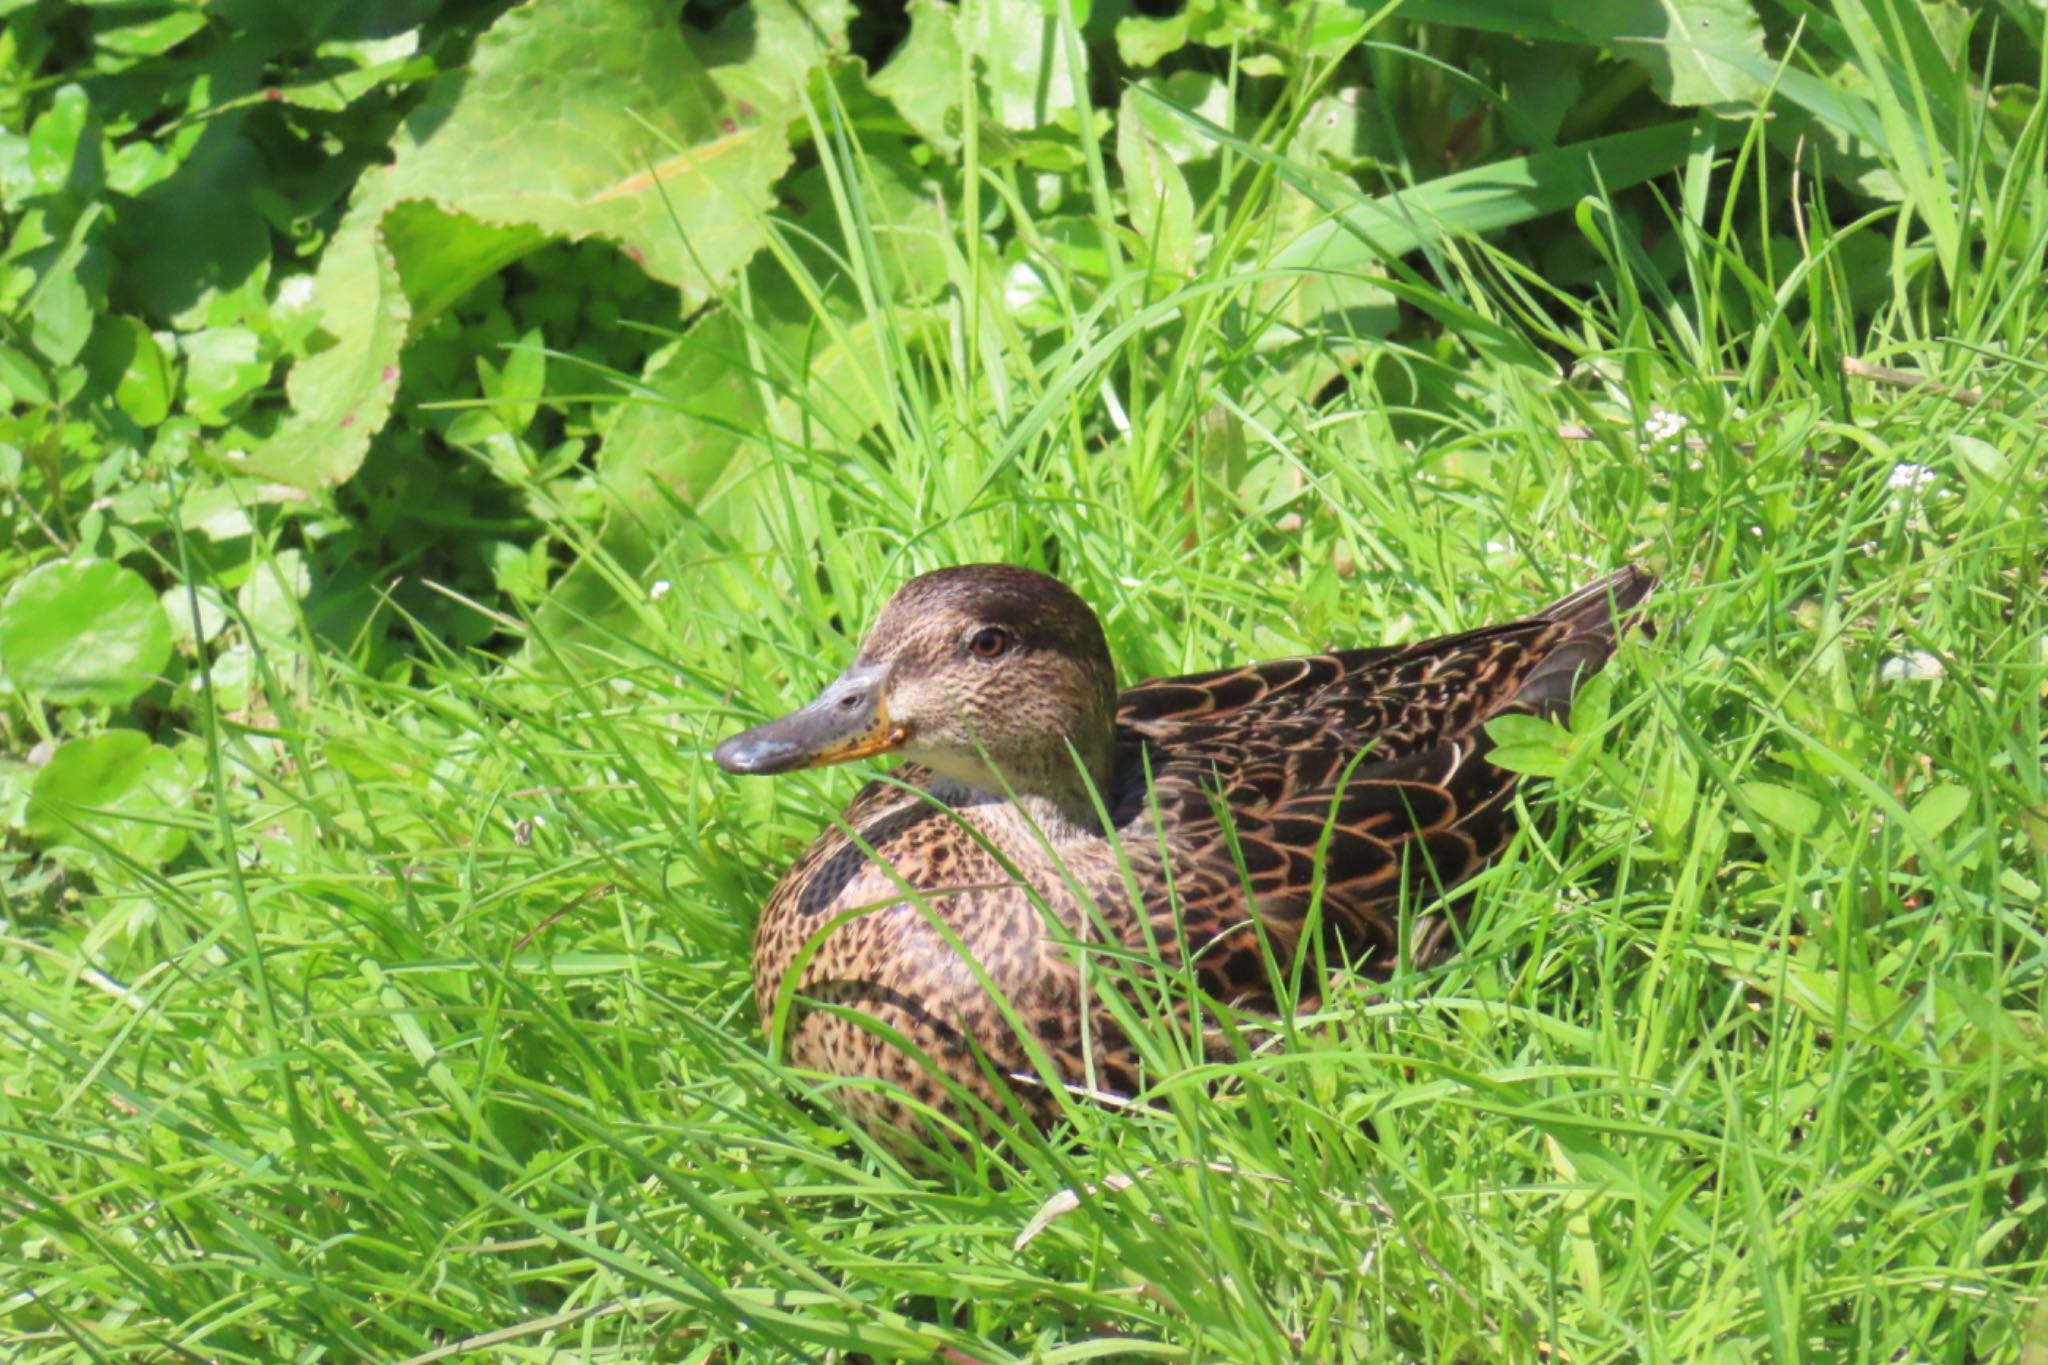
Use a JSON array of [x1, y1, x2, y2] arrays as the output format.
[[1887, 463, 1935, 493], [1484, 539, 1510, 555], [1004, 261, 1046, 312], [275, 274, 317, 313], [649, 580, 672, 601], [1645, 407, 1689, 444], [1878, 652, 1945, 683]]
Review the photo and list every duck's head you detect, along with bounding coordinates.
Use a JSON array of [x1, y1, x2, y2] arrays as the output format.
[[714, 565, 1119, 813]]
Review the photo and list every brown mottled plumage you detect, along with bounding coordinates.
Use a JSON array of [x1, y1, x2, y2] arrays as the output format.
[[715, 564, 1655, 1143]]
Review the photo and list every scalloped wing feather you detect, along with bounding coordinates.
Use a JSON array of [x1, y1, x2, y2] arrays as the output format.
[[1111, 566, 1654, 988]]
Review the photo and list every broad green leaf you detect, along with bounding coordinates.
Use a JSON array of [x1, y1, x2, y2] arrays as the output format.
[[1549, 0, 1769, 108], [26, 730, 190, 868], [1538, 1131, 1607, 1307], [1699, 937, 1905, 1036], [27, 83, 98, 196], [1117, 12, 1191, 67], [384, 201, 549, 335], [29, 267, 91, 366], [1568, 668, 1616, 736], [872, 0, 967, 151], [1118, 90, 1196, 275], [538, 311, 765, 641], [1737, 780, 1826, 836], [1177, 0, 1282, 48], [1645, 739, 1701, 847], [967, 0, 1082, 131], [696, 0, 855, 114], [198, 641, 258, 712], [1137, 72, 1231, 165], [615, 322, 760, 503], [487, 539, 550, 605], [161, 584, 229, 649], [253, 228, 409, 485], [1486, 712, 1573, 777], [244, 32, 427, 112], [91, 7, 209, 57], [1293, 86, 1396, 173], [1950, 433, 2008, 481], [112, 317, 174, 426], [0, 343, 50, 405], [0, 558, 172, 704], [249, 0, 847, 489], [180, 326, 272, 425], [83, 314, 175, 427], [238, 550, 312, 642], [1906, 783, 1970, 843], [492, 327, 547, 433], [1298, 1, 1377, 59]]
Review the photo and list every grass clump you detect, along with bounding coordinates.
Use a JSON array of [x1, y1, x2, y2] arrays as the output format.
[[4, 2, 2047, 1360]]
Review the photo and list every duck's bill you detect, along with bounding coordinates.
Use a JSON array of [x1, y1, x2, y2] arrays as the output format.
[[712, 663, 905, 775]]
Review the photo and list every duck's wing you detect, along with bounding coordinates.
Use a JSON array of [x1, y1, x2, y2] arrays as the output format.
[[1111, 566, 1655, 982]]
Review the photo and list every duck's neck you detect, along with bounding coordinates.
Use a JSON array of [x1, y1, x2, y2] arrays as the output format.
[[916, 738, 1115, 835]]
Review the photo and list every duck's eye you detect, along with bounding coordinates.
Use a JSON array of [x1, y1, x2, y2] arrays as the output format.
[[967, 626, 1012, 660]]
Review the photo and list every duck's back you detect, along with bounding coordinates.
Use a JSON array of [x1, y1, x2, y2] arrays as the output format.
[[1106, 565, 1656, 995]]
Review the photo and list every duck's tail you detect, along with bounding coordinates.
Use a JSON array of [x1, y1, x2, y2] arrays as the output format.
[[1509, 564, 1659, 719]]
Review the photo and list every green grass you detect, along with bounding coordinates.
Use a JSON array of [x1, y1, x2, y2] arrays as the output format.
[[7, 33, 2048, 1365]]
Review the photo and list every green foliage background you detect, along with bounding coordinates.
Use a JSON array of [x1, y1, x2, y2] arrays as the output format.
[[2, 0, 2045, 1358]]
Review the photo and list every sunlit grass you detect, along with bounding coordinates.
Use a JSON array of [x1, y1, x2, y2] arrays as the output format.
[[5, 27, 2048, 1365]]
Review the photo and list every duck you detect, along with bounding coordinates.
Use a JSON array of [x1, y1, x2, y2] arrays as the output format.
[[715, 563, 1655, 1145]]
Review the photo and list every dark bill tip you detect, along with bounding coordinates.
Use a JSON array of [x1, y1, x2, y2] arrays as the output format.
[[713, 729, 807, 776], [711, 662, 899, 777]]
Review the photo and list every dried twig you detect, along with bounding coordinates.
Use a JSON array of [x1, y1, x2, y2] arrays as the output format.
[[1841, 356, 2048, 428], [1841, 356, 1994, 407]]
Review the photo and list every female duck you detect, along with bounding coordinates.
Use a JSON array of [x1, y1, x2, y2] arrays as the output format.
[[716, 564, 1652, 1142]]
